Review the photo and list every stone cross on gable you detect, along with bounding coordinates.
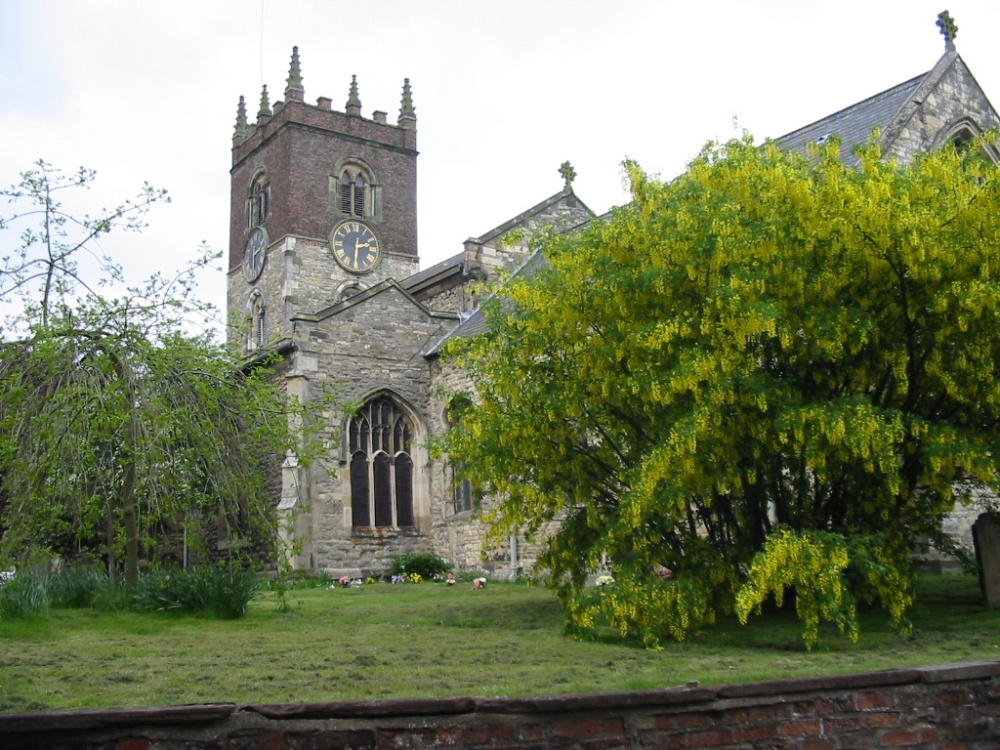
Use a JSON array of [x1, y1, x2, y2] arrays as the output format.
[[559, 161, 577, 190], [937, 10, 958, 51]]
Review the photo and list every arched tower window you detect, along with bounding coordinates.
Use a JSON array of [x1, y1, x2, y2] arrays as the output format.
[[246, 171, 271, 230], [340, 171, 366, 217], [245, 291, 266, 353], [332, 161, 379, 221], [349, 396, 414, 528]]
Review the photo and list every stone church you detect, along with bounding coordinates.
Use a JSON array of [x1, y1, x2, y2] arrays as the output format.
[[227, 13, 998, 578]]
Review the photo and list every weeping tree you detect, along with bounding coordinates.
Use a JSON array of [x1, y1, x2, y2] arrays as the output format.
[[442, 134, 1000, 647], [0, 161, 328, 592]]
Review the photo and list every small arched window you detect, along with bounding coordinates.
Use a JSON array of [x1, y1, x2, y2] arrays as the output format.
[[952, 127, 976, 154], [332, 161, 378, 220], [446, 395, 475, 514], [349, 396, 414, 528], [245, 292, 266, 353], [246, 171, 271, 229], [339, 170, 367, 217], [937, 119, 998, 164]]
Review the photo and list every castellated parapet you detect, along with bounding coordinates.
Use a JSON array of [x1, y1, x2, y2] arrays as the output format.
[[228, 47, 418, 274]]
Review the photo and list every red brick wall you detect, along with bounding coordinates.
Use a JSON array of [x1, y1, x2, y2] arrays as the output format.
[[2, 661, 998, 748], [229, 99, 418, 272]]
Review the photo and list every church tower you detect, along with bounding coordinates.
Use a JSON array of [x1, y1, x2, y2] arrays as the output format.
[[227, 49, 447, 576], [227, 47, 419, 352]]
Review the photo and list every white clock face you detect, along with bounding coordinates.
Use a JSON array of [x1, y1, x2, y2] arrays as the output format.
[[330, 221, 381, 273], [243, 227, 268, 282]]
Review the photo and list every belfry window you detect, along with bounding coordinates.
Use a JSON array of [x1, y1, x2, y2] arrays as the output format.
[[247, 172, 270, 229], [331, 161, 379, 221], [349, 396, 414, 528], [339, 170, 367, 217]]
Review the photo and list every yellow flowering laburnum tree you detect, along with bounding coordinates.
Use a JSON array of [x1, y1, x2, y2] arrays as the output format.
[[443, 133, 1000, 647]]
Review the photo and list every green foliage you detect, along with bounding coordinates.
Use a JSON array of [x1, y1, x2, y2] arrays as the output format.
[[0, 573, 49, 620], [0, 162, 334, 592], [0, 576, 998, 710], [443, 132, 1000, 645], [391, 553, 450, 579], [734, 528, 914, 648], [47, 566, 109, 609], [131, 566, 258, 619]]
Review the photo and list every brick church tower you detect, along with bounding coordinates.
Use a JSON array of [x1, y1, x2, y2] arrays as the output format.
[[227, 47, 419, 352], [226, 49, 465, 575]]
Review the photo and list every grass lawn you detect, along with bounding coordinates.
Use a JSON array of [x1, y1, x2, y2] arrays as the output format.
[[1, 574, 999, 713]]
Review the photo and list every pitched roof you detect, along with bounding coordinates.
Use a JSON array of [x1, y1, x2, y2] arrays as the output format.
[[399, 251, 468, 302], [424, 251, 548, 357], [774, 47, 1000, 164], [476, 188, 593, 245], [774, 73, 926, 165], [294, 277, 458, 324]]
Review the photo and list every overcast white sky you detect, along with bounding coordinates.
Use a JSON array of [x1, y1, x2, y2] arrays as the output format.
[[2, 1, 999, 325]]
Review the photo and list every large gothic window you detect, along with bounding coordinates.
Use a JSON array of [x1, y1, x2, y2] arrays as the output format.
[[349, 396, 414, 528]]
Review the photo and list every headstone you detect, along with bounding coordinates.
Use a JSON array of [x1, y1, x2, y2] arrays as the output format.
[[972, 513, 1000, 606]]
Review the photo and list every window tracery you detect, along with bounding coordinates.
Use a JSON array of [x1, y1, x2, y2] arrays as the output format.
[[349, 396, 414, 527], [332, 161, 379, 220]]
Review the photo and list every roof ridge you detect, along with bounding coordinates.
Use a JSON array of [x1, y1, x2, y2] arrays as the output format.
[[476, 189, 594, 244]]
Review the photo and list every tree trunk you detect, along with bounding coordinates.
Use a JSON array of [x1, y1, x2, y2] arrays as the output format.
[[123, 389, 139, 593]]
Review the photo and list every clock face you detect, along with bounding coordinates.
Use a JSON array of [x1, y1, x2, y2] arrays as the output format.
[[243, 227, 268, 282], [330, 221, 381, 273]]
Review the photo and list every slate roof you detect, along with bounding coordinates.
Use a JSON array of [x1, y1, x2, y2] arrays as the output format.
[[775, 74, 926, 164], [424, 251, 548, 357], [400, 252, 464, 292]]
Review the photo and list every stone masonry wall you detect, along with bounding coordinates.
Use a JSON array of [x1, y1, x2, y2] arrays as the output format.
[[3, 661, 999, 749], [886, 54, 1000, 162], [297, 284, 455, 574]]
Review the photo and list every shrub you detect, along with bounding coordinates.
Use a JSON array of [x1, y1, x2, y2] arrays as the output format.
[[390, 553, 450, 580], [47, 566, 109, 609], [133, 567, 258, 619], [0, 572, 49, 621]]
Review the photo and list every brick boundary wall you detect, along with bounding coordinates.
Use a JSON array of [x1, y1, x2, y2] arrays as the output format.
[[1, 661, 998, 748]]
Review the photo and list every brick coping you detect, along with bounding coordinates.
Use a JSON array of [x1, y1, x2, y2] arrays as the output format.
[[1, 660, 998, 735]]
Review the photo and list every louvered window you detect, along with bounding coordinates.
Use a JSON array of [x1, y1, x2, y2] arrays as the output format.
[[339, 171, 366, 217], [247, 174, 270, 229]]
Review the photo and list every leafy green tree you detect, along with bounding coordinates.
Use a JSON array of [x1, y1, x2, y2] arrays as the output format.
[[442, 133, 1000, 647], [0, 162, 328, 593]]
